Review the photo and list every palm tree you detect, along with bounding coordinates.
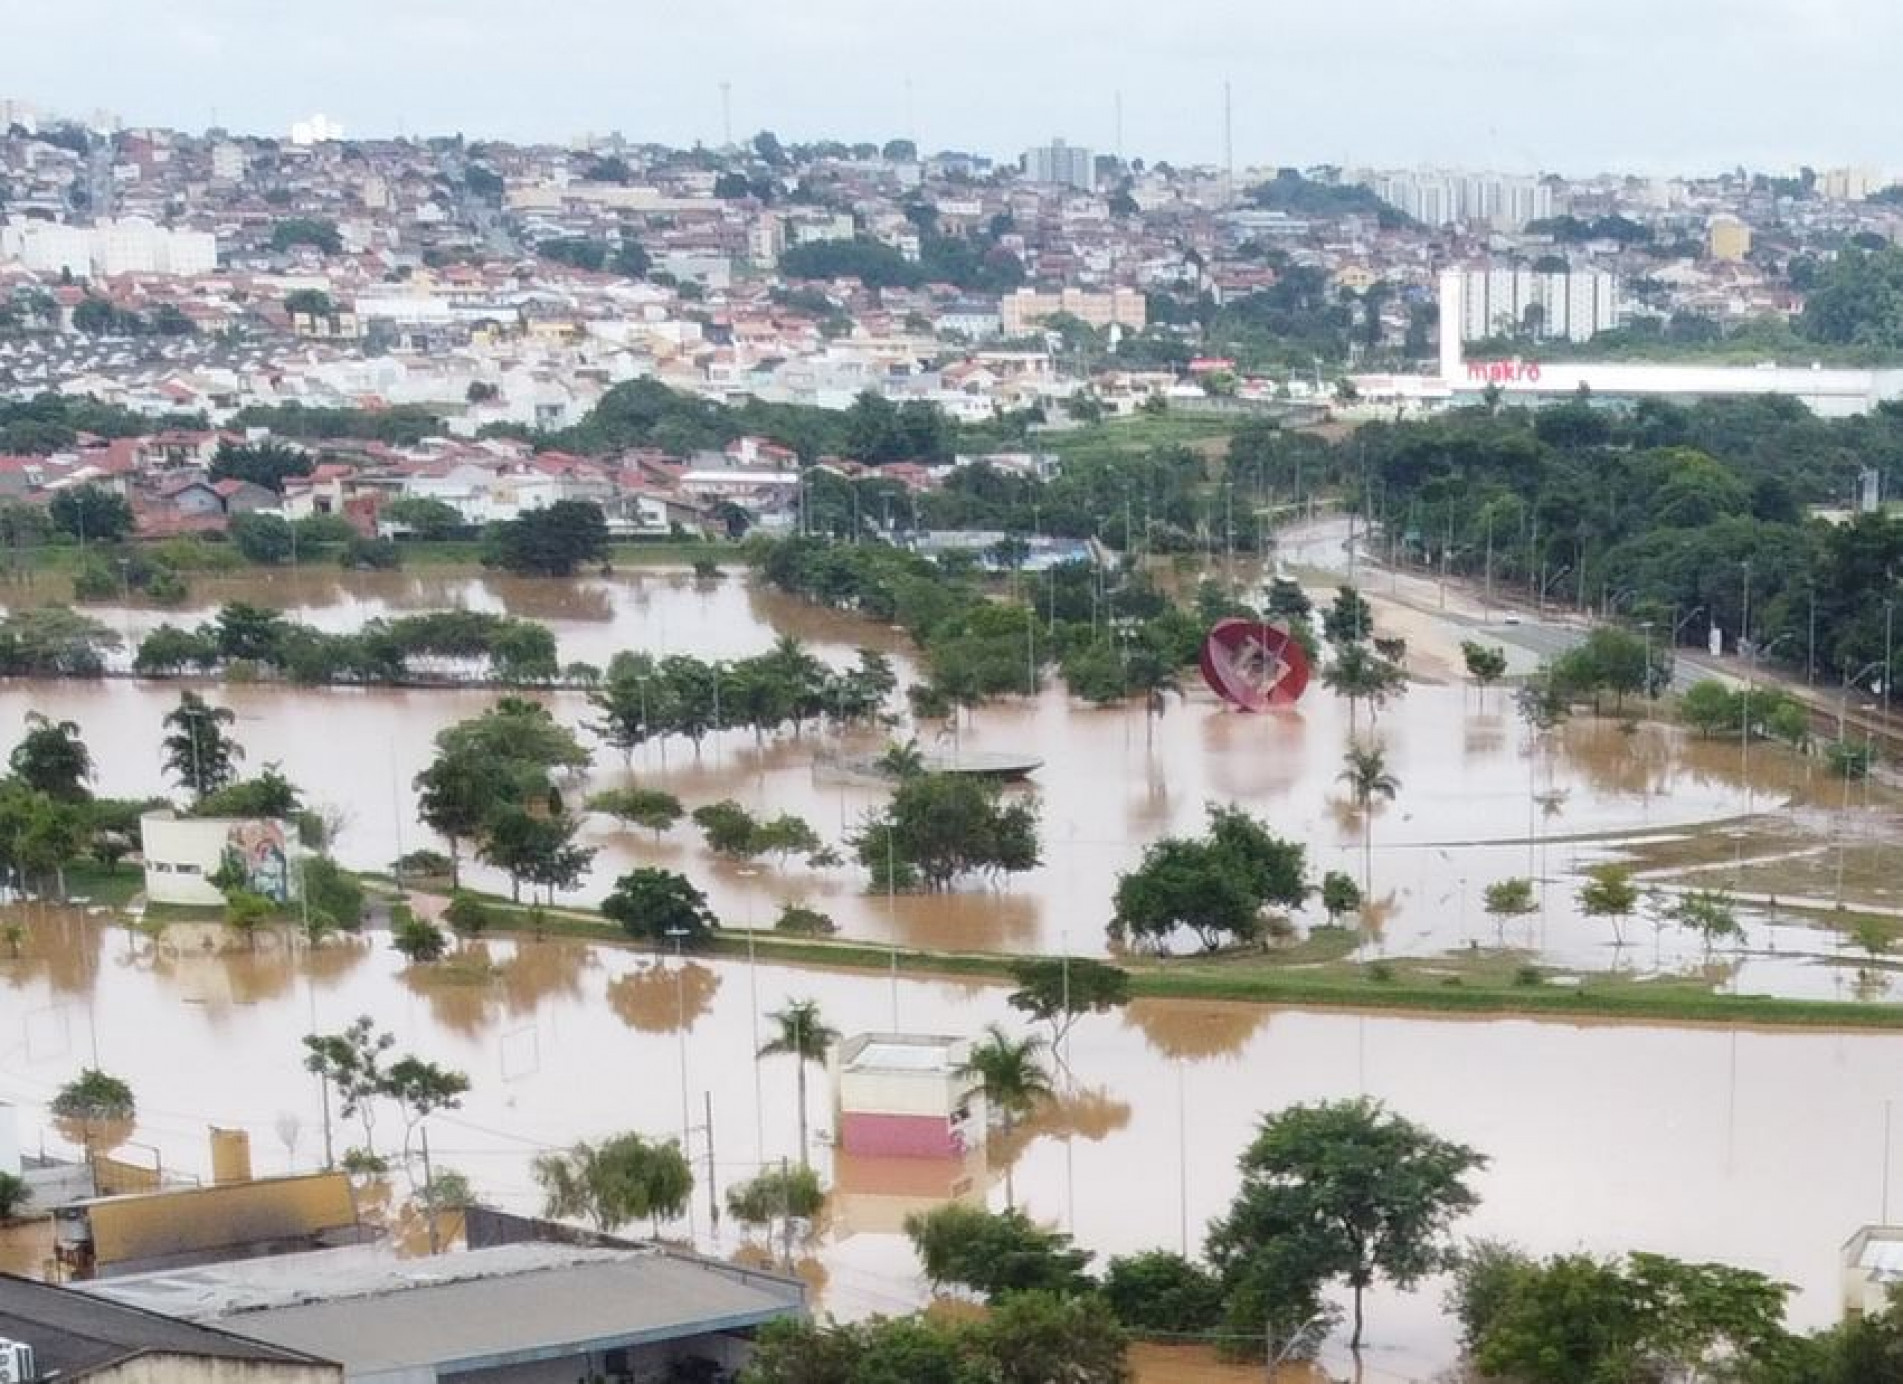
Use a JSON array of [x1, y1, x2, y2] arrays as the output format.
[[758, 999, 839, 1167], [957, 1023, 1055, 1133], [1338, 740, 1400, 890], [957, 1024, 1056, 1210]]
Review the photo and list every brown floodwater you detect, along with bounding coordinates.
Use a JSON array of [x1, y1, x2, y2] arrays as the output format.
[[3, 916, 1900, 1379], [7, 559, 1875, 989]]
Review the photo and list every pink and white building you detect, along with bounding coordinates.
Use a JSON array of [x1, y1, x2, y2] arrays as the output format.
[[832, 1033, 986, 1160]]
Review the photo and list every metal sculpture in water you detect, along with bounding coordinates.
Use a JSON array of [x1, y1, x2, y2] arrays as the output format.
[[1199, 617, 1311, 711]]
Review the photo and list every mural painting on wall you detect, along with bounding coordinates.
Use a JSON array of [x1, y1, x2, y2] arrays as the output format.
[[224, 820, 290, 903]]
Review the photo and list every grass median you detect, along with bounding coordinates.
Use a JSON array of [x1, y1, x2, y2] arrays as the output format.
[[438, 892, 1903, 1033]]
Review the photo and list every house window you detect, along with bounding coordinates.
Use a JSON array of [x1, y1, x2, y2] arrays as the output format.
[[149, 862, 173, 873], [176, 863, 202, 876]]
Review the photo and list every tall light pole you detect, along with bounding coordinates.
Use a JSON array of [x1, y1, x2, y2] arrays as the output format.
[[665, 925, 694, 1246], [736, 867, 765, 1163], [886, 824, 899, 1028]]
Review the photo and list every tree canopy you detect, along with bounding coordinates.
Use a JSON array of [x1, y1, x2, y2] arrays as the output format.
[[1111, 804, 1308, 951], [1207, 1097, 1485, 1349]]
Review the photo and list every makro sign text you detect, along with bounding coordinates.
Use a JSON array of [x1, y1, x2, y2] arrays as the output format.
[[1466, 359, 1543, 384]]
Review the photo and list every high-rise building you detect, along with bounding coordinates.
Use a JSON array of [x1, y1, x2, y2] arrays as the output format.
[[1446, 266, 1620, 345], [289, 113, 344, 147], [0, 216, 217, 277], [210, 141, 247, 182], [1820, 167, 1881, 202], [1363, 170, 1552, 231], [1024, 138, 1095, 192]]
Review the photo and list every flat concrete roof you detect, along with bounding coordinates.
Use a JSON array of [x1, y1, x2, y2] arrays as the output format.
[[839, 1032, 969, 1074], [80, 1242, 804, 1379]]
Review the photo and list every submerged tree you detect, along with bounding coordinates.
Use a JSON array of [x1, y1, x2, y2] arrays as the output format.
[[10, 712, 93, 801], [532, 1132, 693, 1234], [162, 691, 243, 797], [1578, 863, 1641, 948], [1006, 957, 1131, 1049], [1207, 1097, 1485, 1351], [1110, 805, 1309, 953]]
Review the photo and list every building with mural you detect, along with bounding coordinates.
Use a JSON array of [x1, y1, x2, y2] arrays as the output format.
[[140, 811, 300, 908]]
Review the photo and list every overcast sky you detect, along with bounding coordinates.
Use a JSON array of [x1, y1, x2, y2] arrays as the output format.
[[4, 0, 1899, 176]]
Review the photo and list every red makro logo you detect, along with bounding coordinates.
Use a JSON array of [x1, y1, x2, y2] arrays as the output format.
[[1467, 359, 1543, 383]]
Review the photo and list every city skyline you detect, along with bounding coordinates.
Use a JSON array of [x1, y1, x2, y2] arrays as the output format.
[[4, 0, 1902, 176]]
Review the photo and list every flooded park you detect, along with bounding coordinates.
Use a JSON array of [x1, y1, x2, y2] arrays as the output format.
[[4, 536, 1902, 1376], [11, 549, 1896, 985], [6, 917, 1903, 1379]]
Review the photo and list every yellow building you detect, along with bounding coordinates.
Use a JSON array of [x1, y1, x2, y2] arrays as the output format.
[[1708, 215, 1752, 263]]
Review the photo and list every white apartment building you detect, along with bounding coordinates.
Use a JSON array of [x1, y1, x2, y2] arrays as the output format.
[[1363, 170, 1553, 231], [1024, 138, 1095, 192], [0, 216, 217, 277], [1820, 166, 1884, 201], [1449, 266, 1620, 344], [289, 113, 344, 146], [210, 141, 247, 181]]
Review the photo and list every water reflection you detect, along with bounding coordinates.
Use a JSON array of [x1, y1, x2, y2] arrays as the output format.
[[0, 906, 106, 996], [400, 939, 594, 1037], [1122, 998, 1269, 1062], [607, 960, 722, 1033], [150, 932, 301, 1012]]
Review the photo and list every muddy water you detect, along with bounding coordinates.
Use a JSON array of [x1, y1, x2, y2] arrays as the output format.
[[3, 918, 1899, 1377], [84, 568, 910, 669], [9, 567, 1873, 981]]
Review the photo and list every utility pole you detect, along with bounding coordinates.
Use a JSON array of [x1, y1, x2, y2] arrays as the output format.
[[420, 1123, 440, 1255], [780, 1156, 795, 1269], [703, 1090, 719, 1234]]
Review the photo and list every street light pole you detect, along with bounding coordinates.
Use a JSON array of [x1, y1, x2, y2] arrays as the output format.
[[665, 926, 695, 1247], [737, 867, 765, 1163]]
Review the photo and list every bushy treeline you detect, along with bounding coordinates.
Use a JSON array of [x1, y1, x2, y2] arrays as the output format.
[[1355, 395, 1903, 684], [134, 604, 560, 685]]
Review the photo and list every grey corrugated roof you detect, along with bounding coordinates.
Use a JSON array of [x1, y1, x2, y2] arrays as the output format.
[[0, 1274, 333, 1379], [86, 1246, 802, 1377]]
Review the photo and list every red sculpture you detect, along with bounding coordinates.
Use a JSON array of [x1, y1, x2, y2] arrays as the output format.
[[1199, 617, 1311, 711]]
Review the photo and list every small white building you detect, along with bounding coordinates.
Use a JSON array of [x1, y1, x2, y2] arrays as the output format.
[[832, 1033, 985, 1159], [1843, 1225, 1903, 1317], [140, 810, 300, 908]]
